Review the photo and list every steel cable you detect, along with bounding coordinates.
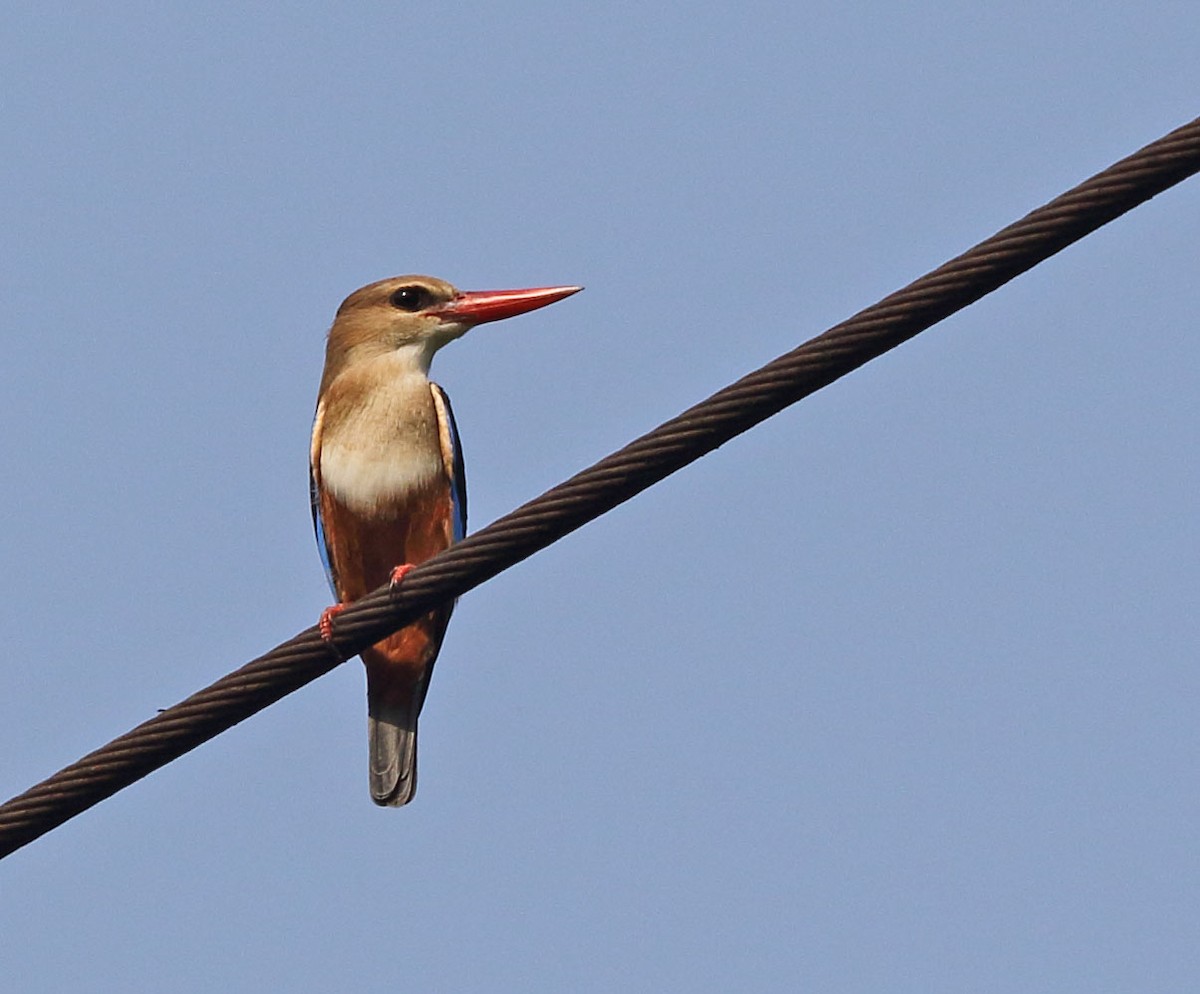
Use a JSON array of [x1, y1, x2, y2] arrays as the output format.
[[2, 115, 1198, 860]]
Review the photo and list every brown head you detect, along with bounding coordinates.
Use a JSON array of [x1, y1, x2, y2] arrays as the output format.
[[319, 274, 582, 394]]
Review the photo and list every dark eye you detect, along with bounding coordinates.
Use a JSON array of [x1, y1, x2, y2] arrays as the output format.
[[389, 286, 430, 311]]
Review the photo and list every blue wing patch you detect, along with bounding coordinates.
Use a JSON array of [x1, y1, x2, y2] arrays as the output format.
[[433, 384, 468, 543], [310, 416, 337, 597]]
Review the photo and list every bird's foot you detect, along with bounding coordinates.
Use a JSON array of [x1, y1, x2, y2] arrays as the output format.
[[319, 602, 349, 642], [389, 563, 414, 589]]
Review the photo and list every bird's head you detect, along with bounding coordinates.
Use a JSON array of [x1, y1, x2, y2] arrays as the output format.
[[322, 274, 582, 385]]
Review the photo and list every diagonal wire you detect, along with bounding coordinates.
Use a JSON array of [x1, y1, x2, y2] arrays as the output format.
[[2, 115, 1199, 861]]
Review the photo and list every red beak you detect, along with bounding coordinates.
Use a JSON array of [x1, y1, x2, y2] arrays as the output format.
[[434, 284, 583, 325]]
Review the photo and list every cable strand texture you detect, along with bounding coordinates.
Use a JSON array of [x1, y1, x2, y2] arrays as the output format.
[[2, 115, 1198, 860]]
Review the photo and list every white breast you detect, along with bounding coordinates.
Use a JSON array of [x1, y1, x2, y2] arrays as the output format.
[[316, 360, 445, 514]]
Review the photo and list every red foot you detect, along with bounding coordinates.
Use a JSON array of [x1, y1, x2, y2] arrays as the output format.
[[319, 602, 349, 642], [389, 563, 414, 588]]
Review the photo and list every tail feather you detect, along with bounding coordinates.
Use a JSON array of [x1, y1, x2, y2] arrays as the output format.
[[368, 702, 419, 806], [361, 621, 445, 807]]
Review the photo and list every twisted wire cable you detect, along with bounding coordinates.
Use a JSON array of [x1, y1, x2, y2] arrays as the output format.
[[2, 115, 1198, 860]]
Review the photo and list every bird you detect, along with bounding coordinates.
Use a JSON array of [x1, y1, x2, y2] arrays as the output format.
[[309, 274, 582, 805]]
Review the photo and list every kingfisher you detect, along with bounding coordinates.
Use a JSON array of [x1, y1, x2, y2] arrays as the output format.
[[309, 274, 581, 806]]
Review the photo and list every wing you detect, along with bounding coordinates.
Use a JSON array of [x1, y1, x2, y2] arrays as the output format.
[[430, 383, 467, 542], [309, 401, 338, 596]]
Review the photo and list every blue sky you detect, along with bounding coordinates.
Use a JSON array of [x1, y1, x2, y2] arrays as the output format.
[[2, 4, 1198, 991]]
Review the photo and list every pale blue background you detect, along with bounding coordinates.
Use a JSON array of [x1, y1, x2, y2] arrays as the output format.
[[2, 5, 1198, 992]]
